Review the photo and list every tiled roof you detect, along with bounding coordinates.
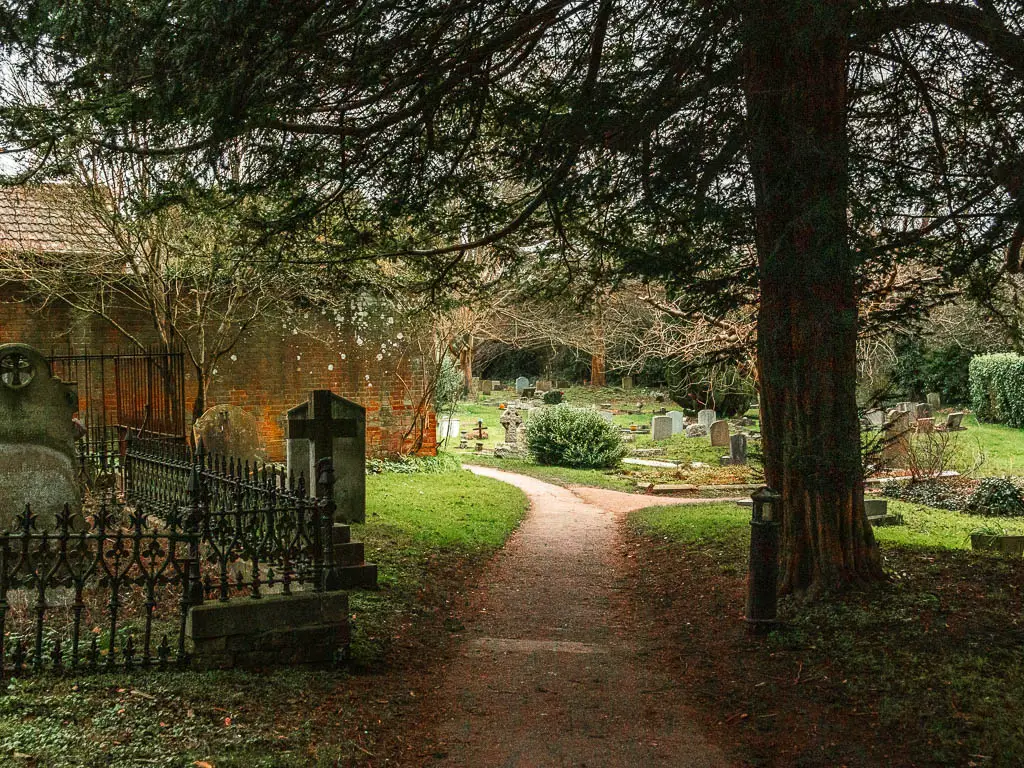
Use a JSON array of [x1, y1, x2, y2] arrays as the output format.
[[0, 185, 112, 256]]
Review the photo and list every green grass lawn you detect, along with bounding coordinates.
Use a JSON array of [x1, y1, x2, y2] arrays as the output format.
[[464, 454, 637, 491], [959, 413, 1024, 476], [0, 467, 527, 768], [628, 499, 1024, 766]]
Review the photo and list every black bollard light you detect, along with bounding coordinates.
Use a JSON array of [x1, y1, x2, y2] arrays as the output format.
[[746, 486, 781, 635]]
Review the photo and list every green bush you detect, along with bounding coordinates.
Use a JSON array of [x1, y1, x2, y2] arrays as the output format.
[[366, 452, 463, 475], [969, 353, 1024, 425], [542, 390, 564, 405], [525, 405, 628, 468], [965, 477, 1024, 517], [891, 338, 974, 405]]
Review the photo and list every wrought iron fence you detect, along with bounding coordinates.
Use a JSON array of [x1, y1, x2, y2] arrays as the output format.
[[0, 503, 196, 678]]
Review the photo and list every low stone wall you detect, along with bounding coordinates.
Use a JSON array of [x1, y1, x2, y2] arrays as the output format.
[[187, 590, 350, 669]]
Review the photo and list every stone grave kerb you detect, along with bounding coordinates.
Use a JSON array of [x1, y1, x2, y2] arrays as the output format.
[[286, 390, 365, 523]]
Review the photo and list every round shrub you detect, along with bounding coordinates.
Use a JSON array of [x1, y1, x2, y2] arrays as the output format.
[[542, 390, 564, 405], [965, 477, 1024, 517], [525, 405, 627, 468]]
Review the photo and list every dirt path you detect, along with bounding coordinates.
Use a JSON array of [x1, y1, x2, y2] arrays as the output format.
[[422, 466, 733, 767]]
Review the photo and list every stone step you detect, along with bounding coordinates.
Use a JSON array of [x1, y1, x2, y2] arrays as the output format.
[[334, 541, 365, 567], [335, 563, 378, 589], [332, 523, 351, 544]]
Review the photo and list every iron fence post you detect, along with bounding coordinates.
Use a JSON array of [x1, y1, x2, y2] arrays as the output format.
[[317, 457, 342, 591], [746, 486, 781, 635], [186, 444, 205, 607]]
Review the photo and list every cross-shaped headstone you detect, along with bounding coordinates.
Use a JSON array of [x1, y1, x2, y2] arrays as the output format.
[[286, 390, 366, 523]]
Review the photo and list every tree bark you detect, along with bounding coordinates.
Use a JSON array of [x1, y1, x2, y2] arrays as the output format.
[[742, 0, 883, 597], [459, 335, 474, 395]]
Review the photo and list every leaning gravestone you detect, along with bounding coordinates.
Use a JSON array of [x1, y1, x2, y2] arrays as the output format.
[[286, 390, 366, 523], [926, 392, 941, 410], [698, 409, 717, 430], [916, 417, 935, 434], [0, 343, 82, 530], [882, 410, 912, 466], [944, 411, 965, 431], [915, 402, 931, 420], [193, 404, 264, 465], [667, 411, 685, 435], [709, 420, 730, 447], [515, 376, 530, 393], [721, 433, 747, 466], [651, 415, 673, 441]]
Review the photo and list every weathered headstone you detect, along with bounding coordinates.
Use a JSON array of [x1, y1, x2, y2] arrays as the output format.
[[944, 411, 965, 431], [863, 409, 886, 428], [882, 410, 912, 466], [481, 379, 493, 395], [697, 409, 717, 430], [193, 405, 264, 465], [0, 343, 81, 529], [536, 379, 552, 392], [721, 433, 747, 466], [494, 407, 526, 458], [667, 410, 685, 435], [515, 376, 530, 393], [709, 420, 730, 447], [916, 417, 935, 434], [492, 380, 504, 391], [521, 387, 536, 399], [470, 377, 481, 393], [915, 402, 931, 420], [286, 390, 365, 523], [598, 410, 615, 423], [651, 415, 673, 441], [926, 392, 941, 410], [621, 376, 634, 392], [438, 417, 461, 439], [685, 423, 708, 438], [896, 401, 918, 423]]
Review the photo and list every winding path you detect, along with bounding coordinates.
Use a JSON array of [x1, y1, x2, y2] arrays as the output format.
[[424, 466, 737, 767]]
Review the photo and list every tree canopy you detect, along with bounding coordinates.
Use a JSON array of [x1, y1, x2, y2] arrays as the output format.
[[2, 0, 1024, 596]]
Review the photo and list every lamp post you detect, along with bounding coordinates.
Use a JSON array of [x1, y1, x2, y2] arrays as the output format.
[[746, 486, 781, 635]]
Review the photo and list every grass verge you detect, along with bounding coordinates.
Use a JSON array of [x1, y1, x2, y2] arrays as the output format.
[[627, 501, 1024, 767], [0, 468, 527, 767]]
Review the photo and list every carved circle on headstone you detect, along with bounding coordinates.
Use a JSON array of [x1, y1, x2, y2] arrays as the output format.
[[0, 349, 36, 390]]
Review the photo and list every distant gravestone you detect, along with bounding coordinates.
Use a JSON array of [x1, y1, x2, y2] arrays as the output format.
[[438, 417, 461, 439], [286, 390, 365, 524], [863, 409, 886, 428], [709, 420, 730, 447], [915, 403, 931, 420], [882, 410, 912, 466], [685, 423, 708, 438], [494, 407, 526, 458], [667, 411, 685, 435], [515, 376, 530, 393], [471, 377, 481, 393], [492, 380, 504, 391], [927, 392, 941, 410], [536, 379, 552, 392], [944, 411, 965, 431], [481, 379, 493, 395], [598, 410, 615, 423], [651, 415, 673, 441], [193, 404, 264, 464], [621, 376, 634, 392], [916, 417, 935, 434], [896, 401, 918, 423], [721, 433, 747, 466], [0, 343, 81, 529], [697, 409, 717, 430], [521, 387, 537, 399]]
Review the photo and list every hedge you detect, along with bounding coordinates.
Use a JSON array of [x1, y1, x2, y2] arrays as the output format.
[[969, 353, 1024, 426]]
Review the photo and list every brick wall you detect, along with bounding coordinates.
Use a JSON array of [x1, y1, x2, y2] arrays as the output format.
[[0, 287, 438, 460]]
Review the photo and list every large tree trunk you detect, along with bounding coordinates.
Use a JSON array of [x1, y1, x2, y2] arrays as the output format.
[[742, 0, 883, 597]]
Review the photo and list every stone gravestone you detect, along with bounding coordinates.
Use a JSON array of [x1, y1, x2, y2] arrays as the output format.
[[193, 405, 264, 465], [651, 415, 673, 441], [927, 392, 941, 410], [438, 416, 461, 439], [515, 376, 530, 394], [536, 380, 552, 392], [863, 409, 886, 428], [667, 411, 685, 435], [721, 433, 747, 466], [286, 390, 365, 524], [598, 410, 615, 423], [481, 379, 493, 395], [521, 387, 537, 400], [470, 377, 480, 394], [0, 343, 81, 530], [916, 417, 935, 434], [621, 376, 634, 392], [915, 403, 931, 420], [698, 409, 717, 431], [882, 410, 912, 466], [896, 401, 918, 424], [944, 411, 965, 431], [709, 420, 730, 447]]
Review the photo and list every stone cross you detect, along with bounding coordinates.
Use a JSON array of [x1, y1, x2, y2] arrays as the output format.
[[286, 390, 365, 523], [499, 407, 524, 445], [0, 343, 81, 529]]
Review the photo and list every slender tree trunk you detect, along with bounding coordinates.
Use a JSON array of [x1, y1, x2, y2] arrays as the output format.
[[459, 335, 474, 394], [742, 0, 883, 597]]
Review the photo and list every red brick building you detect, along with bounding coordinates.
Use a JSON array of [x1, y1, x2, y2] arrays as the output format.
[[0, 186, 437, 460]]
